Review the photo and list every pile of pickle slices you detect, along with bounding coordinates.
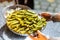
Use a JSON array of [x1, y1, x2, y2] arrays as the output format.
[[6, 10, 46, 34]]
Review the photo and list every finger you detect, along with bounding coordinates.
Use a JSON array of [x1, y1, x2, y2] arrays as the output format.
[[29, 34, 39, 40], [37, 30, 48, 39], [37, 30, 42, 35], [29, 34, 35, 39], [37, 30, 45, 37]]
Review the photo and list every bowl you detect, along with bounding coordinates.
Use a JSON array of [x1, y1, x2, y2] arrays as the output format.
[[3, 5, 46, 36]]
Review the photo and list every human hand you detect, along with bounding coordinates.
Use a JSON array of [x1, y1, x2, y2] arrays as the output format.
[[29, 30, 48, 40]]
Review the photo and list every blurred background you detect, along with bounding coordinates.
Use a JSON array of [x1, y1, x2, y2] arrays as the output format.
[[0, 0, 60, 12]]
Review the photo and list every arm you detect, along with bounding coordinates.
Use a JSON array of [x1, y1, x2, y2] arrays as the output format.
[[39, 12, 60, 22]]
